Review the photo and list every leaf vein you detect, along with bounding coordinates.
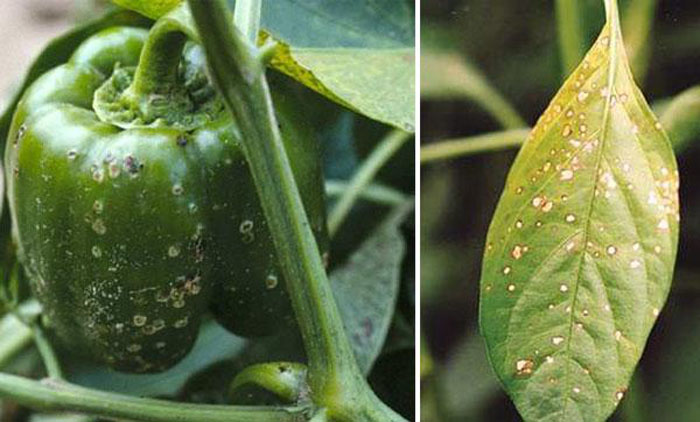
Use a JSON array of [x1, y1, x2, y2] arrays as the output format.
[[561, 22, 619, 419]]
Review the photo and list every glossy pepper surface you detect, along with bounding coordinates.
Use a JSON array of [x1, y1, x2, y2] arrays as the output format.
[[5, 19, 327, 373]]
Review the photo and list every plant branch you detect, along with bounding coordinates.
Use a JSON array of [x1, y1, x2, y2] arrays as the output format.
[[328, 130, 411, 237], [187, 1, 405, 420], [420, 129, 529, 163], [0, 373, 304, 422], [421, 86, 700, 163], [658, 85, 700, 153], [421, 51, 527, 129], [188, 0, 351, 382], [325, 180, 407, 207], [31, 324, 63, 379], [0, 305, 303, 421]]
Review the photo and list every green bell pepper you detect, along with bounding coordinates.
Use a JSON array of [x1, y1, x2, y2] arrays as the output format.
[[5, 18, 327, 373]]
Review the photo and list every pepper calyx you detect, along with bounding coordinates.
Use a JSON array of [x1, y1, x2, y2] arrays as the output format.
[[93, 66, 225, 130]]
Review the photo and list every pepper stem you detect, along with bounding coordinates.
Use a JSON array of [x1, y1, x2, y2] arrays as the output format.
[[93, 6, 212, 130], [128, 19, 187, 98], [188, 1, 406, 421]]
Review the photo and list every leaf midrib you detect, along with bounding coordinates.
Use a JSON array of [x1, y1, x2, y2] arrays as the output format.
[[560, 21, 620, 419]]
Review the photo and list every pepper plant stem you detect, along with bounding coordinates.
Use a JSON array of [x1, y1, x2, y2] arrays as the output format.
[[188, 0, 348, 377], [328, 129, 411, 237], [187, 1, 405, 420]]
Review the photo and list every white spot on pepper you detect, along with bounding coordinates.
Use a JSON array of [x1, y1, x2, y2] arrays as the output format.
[[168, 245, 181, 258], [92, 219, 106, 235]]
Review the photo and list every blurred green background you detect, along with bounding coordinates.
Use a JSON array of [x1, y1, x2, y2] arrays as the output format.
[[421, 1, 700, 421]]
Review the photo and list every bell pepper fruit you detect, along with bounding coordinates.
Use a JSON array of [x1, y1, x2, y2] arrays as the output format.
[[5, 18, 327, 373]]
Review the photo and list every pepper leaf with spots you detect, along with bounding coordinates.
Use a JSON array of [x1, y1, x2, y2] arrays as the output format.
[[478, 1, 679, 421]]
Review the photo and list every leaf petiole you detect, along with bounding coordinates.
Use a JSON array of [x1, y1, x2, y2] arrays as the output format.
[[325, 180, 407, 207], [328, 129, 411, 237], [31, 324, 63, 380]]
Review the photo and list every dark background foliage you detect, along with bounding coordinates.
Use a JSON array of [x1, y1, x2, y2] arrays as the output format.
[[421, 1, 700, 421]]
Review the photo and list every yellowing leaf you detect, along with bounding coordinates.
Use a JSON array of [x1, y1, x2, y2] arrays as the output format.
[[265, 35, 415, 133], [258, 0, 415, 131], [478, 2, 679, 421]]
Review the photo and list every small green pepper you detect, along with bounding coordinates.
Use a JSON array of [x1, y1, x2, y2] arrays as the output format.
[[5, 14, 327, 373]]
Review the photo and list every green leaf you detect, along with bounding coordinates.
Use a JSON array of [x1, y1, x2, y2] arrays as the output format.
[[0, 301, 40, 370], [0, 8, 151, 153], [479, 2, 680, 421], [331, 205, 408, 374], [436, 331, 502, 420], [322, 112, 361, 181], [112, 0, 182, 19], [266, 38, 414, 133], [252, 0, 414, 132], [260, 1, 413, 49]]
